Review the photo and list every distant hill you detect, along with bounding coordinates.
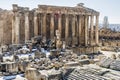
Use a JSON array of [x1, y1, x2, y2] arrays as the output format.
[[99, 24, 120, 32], [0, 8, 3, 11]]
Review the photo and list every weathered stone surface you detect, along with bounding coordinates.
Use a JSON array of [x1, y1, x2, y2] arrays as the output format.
[[64, 68, 108, 80], [25, 68, 62, 80], [0, 10, 12, 45], [0, 62, 18, 73], [99, 57, 114, 68], [110, 60, 120, 71]]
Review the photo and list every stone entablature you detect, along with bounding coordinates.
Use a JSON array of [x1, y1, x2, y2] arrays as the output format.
[[37, 5, 99, 16]]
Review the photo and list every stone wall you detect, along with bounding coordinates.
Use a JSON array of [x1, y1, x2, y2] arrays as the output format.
[[0, 10, 13, 45]]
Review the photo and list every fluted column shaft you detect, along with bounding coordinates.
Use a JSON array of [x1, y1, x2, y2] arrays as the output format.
[[25, 12, 29, 42], [90, 15, 94, 45], [42, 13, 46, 37], [95, 15, 99, 45], [15, 13, 20, 44], [79, 15, 81, 45], [12, 13, 15, 44], [85, 15, 88, 46], [50, 14, 54, 39], [72, 15, 75, 37], [58, 14, 62, 39], [65, 14, 69, 43], [34, 12, 38, 36]]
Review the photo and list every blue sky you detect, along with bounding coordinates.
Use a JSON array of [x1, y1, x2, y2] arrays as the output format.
[[0, 0, 120, 24]]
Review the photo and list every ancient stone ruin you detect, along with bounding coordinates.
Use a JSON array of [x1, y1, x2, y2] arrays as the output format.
[[0, 3, 120, 80], [0, 3, 99, 53]]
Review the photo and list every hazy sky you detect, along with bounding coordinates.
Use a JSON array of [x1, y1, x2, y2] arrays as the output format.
[[0, 0, 120, 24]]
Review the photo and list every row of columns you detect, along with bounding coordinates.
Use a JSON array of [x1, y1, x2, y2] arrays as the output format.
[[12, 12, 99, 46], [12, 11, 30, 44]]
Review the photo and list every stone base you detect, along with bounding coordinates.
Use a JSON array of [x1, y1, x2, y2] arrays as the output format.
[[71, 46, 100, 54]]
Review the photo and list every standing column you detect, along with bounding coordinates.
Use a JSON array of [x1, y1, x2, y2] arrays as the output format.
[[65, 14, 69, 44], [25, 11, 29, 42], [15, 12, 20, 44], [58, 14, 62, 39], [50, 14, 54, 39], [87, 16, 89, 44], [42, 13, 46, 38], [95, 15, 99, 45], [78, 15, 81, 45], [72, 15, 77, 46], [85, 15, 88, 46], [90, 15, 94, 45], [34, 12, 38, 36], [12, 13, 15, 44], [72, 15, 75, 38]]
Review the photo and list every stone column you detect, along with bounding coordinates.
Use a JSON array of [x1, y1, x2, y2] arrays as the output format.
[[12, 13, 15, 44], [90, 15, 94, 45], [72, 15, 77, 46], [58, 14, 62, 39], [65, 14, 69, 44], [85, 15, 88, 46], [34, 12, 38, 36], [42, 13, 46, 38], [15, 12, 20, 44], [50, 14, 54, 39], [25, 11, 29, 42], [87, 16, 89, 45], [78, 15, 81, 45], [72, 15, 75, 38], [95, 15, 99, 45]]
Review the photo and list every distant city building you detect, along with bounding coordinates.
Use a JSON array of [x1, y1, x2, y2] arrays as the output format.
[[103, 16, 109, 28]]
